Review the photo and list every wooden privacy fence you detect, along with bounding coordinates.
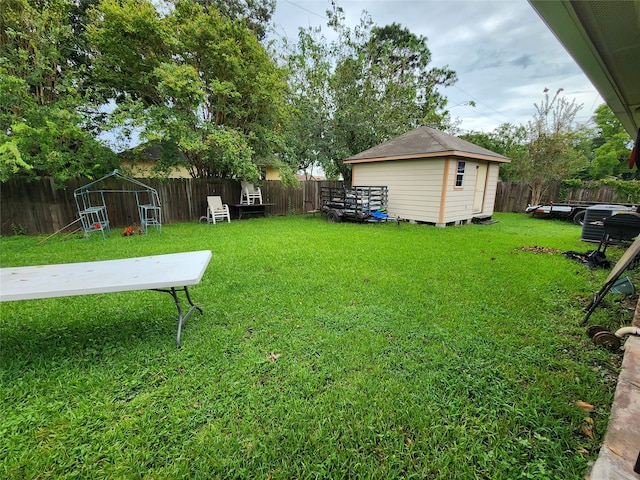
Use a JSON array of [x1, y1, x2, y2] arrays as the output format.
[[495, 182, 637, 213], [0, 177, 343, 236], [494, 182, 533, 213], [1, 178, 635, 236]]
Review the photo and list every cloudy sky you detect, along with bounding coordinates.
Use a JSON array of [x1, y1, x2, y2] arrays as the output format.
[[269, 0, 604, 133]]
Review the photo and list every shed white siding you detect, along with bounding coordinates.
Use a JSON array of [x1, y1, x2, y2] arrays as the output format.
[[352, 158, 443, 223], [483, 163, 500, 216], [352, 157, 500, 225]]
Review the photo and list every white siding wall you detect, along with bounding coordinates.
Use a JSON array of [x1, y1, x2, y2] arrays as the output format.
[[352, 157, 502, 224], [440, 158, 478, 224], [483, 163, 500, 217], [352, 159, 445, 223]]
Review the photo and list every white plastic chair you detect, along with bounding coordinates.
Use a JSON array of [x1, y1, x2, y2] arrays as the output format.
[[240, 181, 263, 205], [205, 196, 230, 224]]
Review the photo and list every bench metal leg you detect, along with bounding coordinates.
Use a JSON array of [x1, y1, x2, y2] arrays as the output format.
[[153, 286, 203, 347]]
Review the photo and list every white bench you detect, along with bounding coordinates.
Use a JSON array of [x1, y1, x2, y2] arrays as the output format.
[[0, 250, 212, 347]]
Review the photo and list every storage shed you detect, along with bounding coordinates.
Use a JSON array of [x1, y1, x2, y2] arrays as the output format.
[[344, 126, 510, 226]]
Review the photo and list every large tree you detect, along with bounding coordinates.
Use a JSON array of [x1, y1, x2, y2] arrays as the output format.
[[0, 0, 116, 183], [518, 89, 588, 205], [588, 103, 634, 179], [281, 25, 336, 178], [193, 0, 276, 40], [283, 3, 456, 181], [86, 0, 293, 181], [460, 123, 528, 181]]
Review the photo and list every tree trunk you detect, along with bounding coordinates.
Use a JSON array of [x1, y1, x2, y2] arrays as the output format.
[[530, 182, 547, 206]]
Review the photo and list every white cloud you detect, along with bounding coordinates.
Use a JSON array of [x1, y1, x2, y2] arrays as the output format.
[[271, 0, 603, 132]]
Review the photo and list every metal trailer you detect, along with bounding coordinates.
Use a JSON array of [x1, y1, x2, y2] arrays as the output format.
[[526, 201, 638, 225], [525, 201, 595, 224], [320, 186, 389, 223]]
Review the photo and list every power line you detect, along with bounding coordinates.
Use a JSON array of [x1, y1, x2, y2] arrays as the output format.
[[282, 0, 327, 21], [269, 0, 328, 41], [450, 85, 512, 123]]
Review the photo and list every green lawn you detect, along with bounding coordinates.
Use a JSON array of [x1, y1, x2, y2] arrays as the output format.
[[0, 213, 630, 479]]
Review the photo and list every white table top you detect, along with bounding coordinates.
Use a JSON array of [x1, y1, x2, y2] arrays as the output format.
[[606, 235, 640, 282], [0, 250, 212, 302]]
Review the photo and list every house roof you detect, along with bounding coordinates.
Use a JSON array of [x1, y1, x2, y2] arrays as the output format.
[[344, 126, 511, 164]]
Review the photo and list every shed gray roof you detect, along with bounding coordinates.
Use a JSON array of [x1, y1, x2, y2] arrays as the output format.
[[344, 126, 510, 164]]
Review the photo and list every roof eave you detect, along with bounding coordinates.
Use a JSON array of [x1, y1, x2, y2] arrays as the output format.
[[528, 0, 640, 136], [345, 151, 511, 164]]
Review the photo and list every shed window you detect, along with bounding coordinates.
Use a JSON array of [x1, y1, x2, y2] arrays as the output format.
[[455, 161, 466, 187]]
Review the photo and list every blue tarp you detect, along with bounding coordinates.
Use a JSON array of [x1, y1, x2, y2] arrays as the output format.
[[369, 210, 388, 220]]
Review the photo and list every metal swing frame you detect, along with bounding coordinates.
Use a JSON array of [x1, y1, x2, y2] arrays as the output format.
[[74, 170, 162, 239]]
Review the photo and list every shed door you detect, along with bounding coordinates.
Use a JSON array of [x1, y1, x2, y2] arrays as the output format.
[[473, 162, 488, 213]]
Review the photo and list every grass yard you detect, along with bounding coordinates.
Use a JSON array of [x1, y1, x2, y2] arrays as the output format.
[[0, 213, 632, 479]]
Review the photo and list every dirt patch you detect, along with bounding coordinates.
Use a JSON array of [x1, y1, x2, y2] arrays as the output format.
[[517, 245, 562, 254]]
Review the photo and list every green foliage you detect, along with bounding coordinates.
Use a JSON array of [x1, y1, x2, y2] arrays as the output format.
[[0, 214, 621, 478], [0, 68, 31, 132], [4, 0, 628, 190], [10, 222, 27, 235], [0, 0, 290, 183], [0, 138, 31, 181], [588, 104, 633, 180], [601, 178, 640, 203], [192, 0, 276, 40], [558, 179, 599, 202], [461, 104, 632, 190], [0, 0, 117, 183], [196, 127, 256, 179], [87, 0, 292, 181], [3, 103, 117, 183], [520, 89, 589, 205], [461, 123, 528, 181], [560, 178, 640, 203], [559, 179, 600, 202], [85, 0, 168, 105], [561, 178, 592, 189], [0, 0, 73, 106], [282, 4, 456, 180]]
